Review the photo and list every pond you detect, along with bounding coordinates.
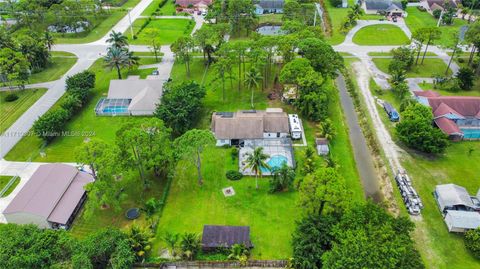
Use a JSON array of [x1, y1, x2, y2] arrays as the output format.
[[256, 25, 286, 36]]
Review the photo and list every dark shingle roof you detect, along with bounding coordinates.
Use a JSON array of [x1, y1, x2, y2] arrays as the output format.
[[202, 225, 253, 248], [256, 0, 285, 9], [365, 0, 403, 10]]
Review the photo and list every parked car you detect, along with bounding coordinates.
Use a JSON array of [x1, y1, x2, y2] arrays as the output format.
[[197, 10, 202, 15], [383, 101, 399, 122], [151, 70, 159, 76]]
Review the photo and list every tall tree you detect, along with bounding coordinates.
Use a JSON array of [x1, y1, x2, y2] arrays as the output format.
[[298, 167, 348, 215], [412, 29, 427, 64], [171, 36, 194, 78], [244, 147, 270, 190], [103, 46, 129, 79], [106, 31, 129, 49], [0, 48, 30, 88], [297, 38, 344, 78], [212, 57, 233, 101], [245, 68, 263, 108], [174, 129, 215, 185], [420, 27, 442, 64]]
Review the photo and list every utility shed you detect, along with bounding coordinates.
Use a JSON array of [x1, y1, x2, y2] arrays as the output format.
[[444, 210, 480, 233], [434, 184, 477, 213], [2, 164, 93, 229], [315, 138, 330, 156], [202, 225, 253, 250]]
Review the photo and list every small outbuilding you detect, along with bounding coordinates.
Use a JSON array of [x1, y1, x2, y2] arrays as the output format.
[[444, 210, 480, 233], [2, 164, 94, 229], [202, 225, 253, 251], [315, 138, 330, 156], [434, 184, 479, 213]]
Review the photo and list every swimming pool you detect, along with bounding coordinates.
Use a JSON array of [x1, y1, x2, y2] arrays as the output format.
[[261, 155, 288, 173], [103, 106, 129, 114], [462, 128, 480, 139], [256, 25, 286, 36]]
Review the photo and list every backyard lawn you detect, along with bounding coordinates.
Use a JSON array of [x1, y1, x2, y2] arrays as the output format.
[[0, 88, 48, 134], [4, 59, 155, 162], [404, 7, 468, 47], [372, 58, 452, 77], [54, 0, 140, 44], [27, 52, 77, 84], [352, 24, 410, 45], [258, 13, 283, 24], [324, 1, 350, 45], [127, 18, 194, 45]]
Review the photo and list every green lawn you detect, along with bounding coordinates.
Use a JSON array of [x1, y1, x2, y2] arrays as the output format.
[[324, 2, 350, 45], [367, 52, 437, 57], [0, 88, 48, 134], [352, 24, 410, 45], [404, 7, 468, 47], [55, 0, 140, 44], [372, 58, 452, 77], [4, 58, 156, 162], [403, 143, 480, 269], [127, 18, 194, 45], [0, 176, 20, 198], [142, 0, 177, 16], [418, 82, 480, 97], [258, 13, 283, 24], [27, 54, 77, 84]]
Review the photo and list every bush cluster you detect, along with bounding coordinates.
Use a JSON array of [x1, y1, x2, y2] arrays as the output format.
[[33, 71, 95, 143], [4, 93, 19, 102], [226, 170, 243, 181]]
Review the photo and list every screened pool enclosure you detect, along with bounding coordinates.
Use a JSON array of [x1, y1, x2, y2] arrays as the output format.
[[95, 98, 131, 116]]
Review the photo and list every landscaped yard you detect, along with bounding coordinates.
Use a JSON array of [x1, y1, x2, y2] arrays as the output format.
[[0, 88, 48, 134], [418, 82, 480, 97], [4, 59, 155, 162], [54, 0, 140, 44], [27, 52, 77, 84], [127, 18, 194, 45], [142, 0, 177, 16], [372, 58, 452, 77], [324, 1, 351, 45], [0, 175, 20, 198], [404, 7, 468, 47], [258, 13, 283, 24], [352, 24, 410, 45]]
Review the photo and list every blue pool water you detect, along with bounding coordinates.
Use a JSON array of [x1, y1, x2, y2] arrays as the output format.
[[102, 106, 128, 114], [462, 128, 480, 139], [261, 155, 288, 173]]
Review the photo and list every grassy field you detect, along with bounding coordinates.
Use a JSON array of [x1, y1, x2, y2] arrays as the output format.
[[55, 0, 140, 44], [153, 57, 364, 259], [372, 58, 452, 77], [0, 88, 48, 134], [0, 176, 20, 198], [4, 59, 155, 162], [352, 24, 410, 45], [27, 54, 77, 84], [127, 18, 194, 45], [403, 143, 480, 269], [404, 7, 468, 47], [324, 1, 350, 45], [142, 0, 177, 16], [367, 52, 437, 57], [258, 13, 283, 24], [418, 82, 480, 97]]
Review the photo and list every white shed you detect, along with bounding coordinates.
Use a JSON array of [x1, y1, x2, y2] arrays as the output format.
[[444, 210, 480, 233]]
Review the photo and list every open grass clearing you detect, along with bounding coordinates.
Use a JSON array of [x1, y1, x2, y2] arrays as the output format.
[[258, 13, 283, 24], [4, 58, 156, 162], [372, 58, 452, 77], [55, 0, 140, 44], [142, 0, 177, 16], [0, 88, 48, 134], [324, 1, 350, 45], [0, 175, 20, 198], [404, 7, 468, 47], [368, 51, 437, 57], [352, 24, 410, 45], [418, 82, 480, 97], [127, 18, 194, 45], [28, 56, 77, 84]]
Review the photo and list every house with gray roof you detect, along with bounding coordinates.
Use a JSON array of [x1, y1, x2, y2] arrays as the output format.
[[2, 164, 94, 229], [362, 0, 405, 16], [211, 108, 290, 146], [434, 184, 480, 213], [444, 210, 480, 233], [95, 75, 165, 116], [255, 0, 285, 15], [202, 225, 253, 250]]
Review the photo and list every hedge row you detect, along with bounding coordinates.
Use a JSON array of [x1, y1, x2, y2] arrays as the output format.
[[32, 71, 95, 143]]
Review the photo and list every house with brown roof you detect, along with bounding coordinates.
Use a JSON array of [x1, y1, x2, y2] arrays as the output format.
[[2, 164, 94, 229], [426, 0, 458, 12], [175, 0, 212, 9], [414, 91, 480, 141], [211, 108, 290, 146]]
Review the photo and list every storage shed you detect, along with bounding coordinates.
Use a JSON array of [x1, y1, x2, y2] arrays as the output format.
[[315, 138, 330, 156], [444, 210, 480, 233], [202, 225, 253, 250], [434, 184, 478, 213]]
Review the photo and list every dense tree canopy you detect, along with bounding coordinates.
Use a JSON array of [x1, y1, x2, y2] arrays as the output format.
[[297, 38, 344, 78]]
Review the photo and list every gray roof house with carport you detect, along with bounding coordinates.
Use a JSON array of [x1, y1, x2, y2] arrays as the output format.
[[2, 163, 94, 229]]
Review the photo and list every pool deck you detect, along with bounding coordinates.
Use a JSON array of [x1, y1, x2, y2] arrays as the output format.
[[238, 141, 294, 176]]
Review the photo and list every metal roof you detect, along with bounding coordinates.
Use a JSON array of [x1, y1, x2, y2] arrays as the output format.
[[202, 225, 253, 248], [435, 184, 474, 211], [3, 164, 94, 225], [445, 210, 480, 230]]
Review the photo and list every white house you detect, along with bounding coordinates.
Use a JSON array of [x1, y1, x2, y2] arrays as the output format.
[[211, 108, 290, 146], [362, 0, 405, 16]]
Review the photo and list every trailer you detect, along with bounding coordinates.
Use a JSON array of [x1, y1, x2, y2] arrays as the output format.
[[383, 101, 400, 122], [288, 114, 302, 140]]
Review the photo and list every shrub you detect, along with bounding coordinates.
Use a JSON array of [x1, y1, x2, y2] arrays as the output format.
[[61, 95, 83, 117], [32, 108, 70, 142], [66, 71, 95, 90], [226, 170, 243, 181], [433, 9, 441, 19], [230, 147, 239, 161], [4, 93, 18, 102], [465, 228, 480, 259]]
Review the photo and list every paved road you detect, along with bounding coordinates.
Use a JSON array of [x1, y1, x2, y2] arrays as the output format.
[[0, 0, 206, 159]]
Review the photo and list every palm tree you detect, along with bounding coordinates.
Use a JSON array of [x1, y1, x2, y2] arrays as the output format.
[[163, 232, 179, 259], [126, 50, 140, 69], [318, 119, 336, 141], [180, 233, 200, 260], [104, 47, 129, 79], [43, 31, 54, 51], [244, 147, 270, 189], [245, 68, 263, 109], [106, 31, 129, 49]]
